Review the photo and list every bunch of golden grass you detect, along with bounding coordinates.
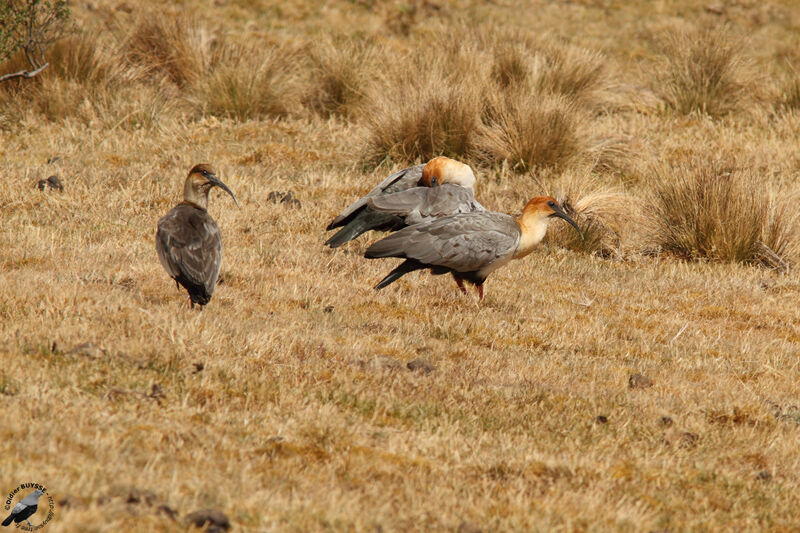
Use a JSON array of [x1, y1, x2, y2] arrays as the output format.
[[0, 33, 128, 128], [192, 42, 305, 121], [545, 169, 636, 256], [650, 23, 760, 117], [645, 156, 798, 266], [120, 12, 209, 88], [305, 37, 378, 119], [359, 59, 483, 166], [476, 90, 583, 173]]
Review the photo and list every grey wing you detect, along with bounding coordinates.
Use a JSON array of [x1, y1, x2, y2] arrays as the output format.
[[328, 164, 424, 228], [368, 185, 484, 225], [368, 212, 519, 272], [9, 502, 26, 515], [156, 210, 222, 294]]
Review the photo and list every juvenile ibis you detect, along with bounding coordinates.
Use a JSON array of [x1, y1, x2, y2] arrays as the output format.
[[156, 164, 238, 309]]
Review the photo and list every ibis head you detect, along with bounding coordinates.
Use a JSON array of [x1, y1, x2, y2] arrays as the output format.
[[419, 156, 476, 189], [183, 164, 239, 210], [514, 196, 583, 258]]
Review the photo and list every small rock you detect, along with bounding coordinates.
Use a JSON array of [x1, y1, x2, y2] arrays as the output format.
[[659, 416, 673, 428], [457, 521, 482, 533], [594, 415, 608, 425], [37, 175, 64, 192], [756, 470, 772, 481], [758, 278, 776, 290], [185, 509, 231, 531], [126, 487, 156, 506], [267, 191, 301, 208], [407, 358, 435, 374], [157, 504, 178, 521], [323, 305, 334, 313], [705, 3, 724, 15], [629, 373, 653, 389], [678, 431, 699, 448]]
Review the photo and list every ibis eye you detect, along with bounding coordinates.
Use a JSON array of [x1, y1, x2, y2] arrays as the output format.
[[431, 177, 438, 186], [547, 201, 556, 208]]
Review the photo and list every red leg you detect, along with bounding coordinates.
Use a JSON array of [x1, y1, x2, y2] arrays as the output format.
[[477, 284, 484, 300], [454, 276, 468, 295]]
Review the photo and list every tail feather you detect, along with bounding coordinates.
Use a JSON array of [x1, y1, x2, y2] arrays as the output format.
[[325, 210, 402, 248], [3, 515, 14, 526], [374, 259, 425, 289], [324, 223, 366, 248]]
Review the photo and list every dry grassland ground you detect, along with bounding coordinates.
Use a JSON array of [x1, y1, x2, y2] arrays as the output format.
[[2, 1, 800, 531]]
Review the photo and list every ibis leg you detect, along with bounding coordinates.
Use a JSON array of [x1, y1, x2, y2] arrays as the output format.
[[477, 284, 484, 300], [453, 275, 468, 295]]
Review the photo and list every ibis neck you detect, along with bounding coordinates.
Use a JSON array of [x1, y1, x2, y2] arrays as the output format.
[[514, 216, 549, 259], [184, 185, 209, 210]]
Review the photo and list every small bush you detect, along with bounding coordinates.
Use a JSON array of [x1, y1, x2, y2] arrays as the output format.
[[359, 69, 482, 166], [476, 90, 582, 173], [193, 42, 303, 121], [121, 13, 208, 88], [546, 171, 635, 256], [650, 24, 758, 117], [305, 38, 377, 118], [645, 156, 797, 265]]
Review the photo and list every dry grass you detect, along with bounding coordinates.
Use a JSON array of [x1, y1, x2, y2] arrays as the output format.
[[650, 23, 761, 117], [546, 169, 637, 257], [645, 156, 799, 266], [2, 1, 800, 531], [359, 67, 482, 166], [305, 37, 377, 119], [192, 42, 305, 120], [477, 90, 583, 173]]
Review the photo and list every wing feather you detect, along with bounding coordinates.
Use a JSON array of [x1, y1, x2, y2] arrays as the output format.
[[327, 164, 424, 229], [368, 184, 485, 225], [365, 212, 519, 272], [156, 205, 222, 295]]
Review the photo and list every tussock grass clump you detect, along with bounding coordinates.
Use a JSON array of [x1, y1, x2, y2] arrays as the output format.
[[47, 34, 121, 84], [491, 42, 530, 89], [546, 171, 635, 256], [650, 24, 759, 117], [488, 33, 607, 106], [646, 157, 798, 266], [476, 91, 583, 173], [529, 42, 607, 106], [121, 13, 209, 88], [305, 38, 377, 119], [193, 43, 304, 121], [0, 33, 124, 127], [360, 71, 482, 166]]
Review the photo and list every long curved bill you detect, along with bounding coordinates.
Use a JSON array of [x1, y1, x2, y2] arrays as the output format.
[[208, 175, 240, 208], [550, 205, 584, 240]]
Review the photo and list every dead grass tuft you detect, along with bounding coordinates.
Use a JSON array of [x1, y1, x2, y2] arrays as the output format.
[[359, 68, 482, 166], [121, 12, 208, 88], [305, 38, 377, 119], [192, 42, 304, 121], [645, 156, 798, 265], [547, 170, 636, 256], [650, 23, 760, 117], [476, 90, 583, 173]]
